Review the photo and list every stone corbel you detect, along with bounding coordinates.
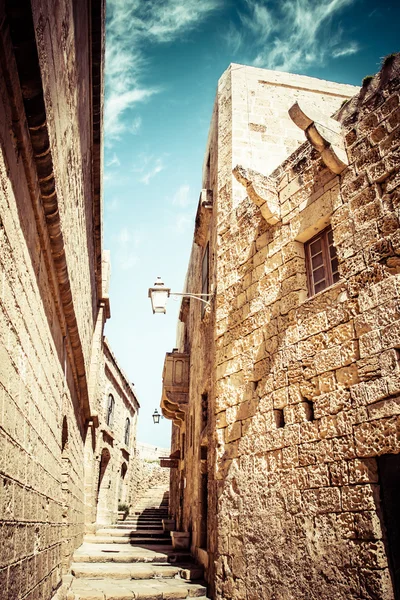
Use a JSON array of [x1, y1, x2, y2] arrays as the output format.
[[233, 165, 280, 225], [194, 189, 213, 247], [288, 101, 349, 174], [179, 297, 190, 324]]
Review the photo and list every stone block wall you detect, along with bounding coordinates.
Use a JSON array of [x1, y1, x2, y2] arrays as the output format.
[[0, 1, 106, 598], [128, 458, 170, 509], [212, 57, 400, 599], [170, 56, 400, 599], [94, 340, 139, 525]]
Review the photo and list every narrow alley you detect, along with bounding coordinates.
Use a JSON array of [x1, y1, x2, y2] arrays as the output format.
[[69, 486, 210, 599]]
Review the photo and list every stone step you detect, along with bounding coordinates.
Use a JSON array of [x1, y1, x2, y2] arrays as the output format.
[[96, 528, 170, 538], [85, 535, 172, 545], [133, 511, 169, 516], [122, 523, 163, 528], [73, 543, 171, 563], [71, 561, 180, 579], [131, 508, 167, 511], [119, 520, 164, 525], [69, 577, 208, 599]]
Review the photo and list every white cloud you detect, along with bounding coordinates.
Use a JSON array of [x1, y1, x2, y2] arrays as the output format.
[[332, 42, 360, 58], [172, 185, 191, 208], [223, 22, 243, 54], [139, 157, 165, 185], [106, 153, 120, 168], [105, 0, 221, 143], [226, 0, 359, 72]]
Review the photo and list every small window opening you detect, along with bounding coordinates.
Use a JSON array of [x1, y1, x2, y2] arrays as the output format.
[[106, 394, 115, 427], [201, 392, 208, 426], [124, 418, 131, 446], [61, 416, 68, 452], [274, 409, 285, 429], [200, 446, 208, 460], [304, 400, 314, 422], [305, 225, 339, 296]]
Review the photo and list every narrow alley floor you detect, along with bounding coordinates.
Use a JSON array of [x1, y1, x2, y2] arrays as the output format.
[[69, 485, 210, 599]]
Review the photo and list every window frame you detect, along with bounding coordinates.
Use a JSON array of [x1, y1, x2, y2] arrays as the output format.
[[124, 417, 130, 446], [106, 393, 115, 428], [305, 226, 339, 297]]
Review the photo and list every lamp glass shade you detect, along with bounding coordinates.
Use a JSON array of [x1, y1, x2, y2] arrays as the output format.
[[152, 409, 160, 424], [148, 277, 170, 314]]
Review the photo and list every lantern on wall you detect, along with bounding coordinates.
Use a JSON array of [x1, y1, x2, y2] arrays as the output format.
[[148, 277, 171, 314]]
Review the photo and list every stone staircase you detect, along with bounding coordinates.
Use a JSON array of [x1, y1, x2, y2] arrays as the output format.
[[69, 484, 210, 599]]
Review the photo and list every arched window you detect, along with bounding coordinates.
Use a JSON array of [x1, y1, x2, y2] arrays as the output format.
[[106, 394, 115, 427], [124, 417, 130, 446]]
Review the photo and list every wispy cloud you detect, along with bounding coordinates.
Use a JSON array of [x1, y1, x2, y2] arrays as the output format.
[[172, 185, 191, 208], [137, 157, 165, 185], [105, 0, 221, 143], [225, 0, 360, 72], [332, 42, 360, 58], [106, 153, 121, 168]]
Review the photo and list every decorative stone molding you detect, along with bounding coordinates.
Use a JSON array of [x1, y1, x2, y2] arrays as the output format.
[[288, 101, 349, 174], [233, 165, 280, 225], [161, 350, 190, 427], [194, 189, 213, 247]]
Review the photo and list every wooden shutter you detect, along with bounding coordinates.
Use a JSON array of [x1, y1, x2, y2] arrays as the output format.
[[306, 226, 339, 296]]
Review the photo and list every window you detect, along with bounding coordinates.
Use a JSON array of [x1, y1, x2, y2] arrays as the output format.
[[124, 418, 130, 446], [106, 394, 115, 427], [305, 226, 339, 296], [201, 392, 208, 428], [201, 243, 209, 317]]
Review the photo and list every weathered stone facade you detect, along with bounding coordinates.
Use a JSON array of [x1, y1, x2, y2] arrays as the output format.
[[0, 2, 139, 599], [164, 56, 400, 599], [93, 339, 139, 526]]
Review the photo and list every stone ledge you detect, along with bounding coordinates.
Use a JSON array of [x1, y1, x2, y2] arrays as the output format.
[[233, 165, 280, 225]]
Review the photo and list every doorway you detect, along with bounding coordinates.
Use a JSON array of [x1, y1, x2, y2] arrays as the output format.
[[377, 454, 400, 598], [96, 448, 111, 524]]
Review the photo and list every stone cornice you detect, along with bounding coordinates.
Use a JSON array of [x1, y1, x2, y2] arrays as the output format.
[[2, 1, 106, 421]]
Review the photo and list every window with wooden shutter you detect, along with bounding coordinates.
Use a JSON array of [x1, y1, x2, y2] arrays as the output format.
[[305, 226, 339, 296]]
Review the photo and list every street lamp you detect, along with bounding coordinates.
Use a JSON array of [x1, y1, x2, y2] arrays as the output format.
[[152, 408, 160, 424], [148, 277, 212, 314]]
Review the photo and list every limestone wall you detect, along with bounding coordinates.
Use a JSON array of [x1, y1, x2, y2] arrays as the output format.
[[128, 458, 170, 509], [0, 1, 105, 598], [93, 340, 139, 525], [212, 57, 400, 600], [136, 442, 170, 460], [173, 56, 400, 599]]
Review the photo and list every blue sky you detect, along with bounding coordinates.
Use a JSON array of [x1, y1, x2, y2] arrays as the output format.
[[103, 0, 399, 448]]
